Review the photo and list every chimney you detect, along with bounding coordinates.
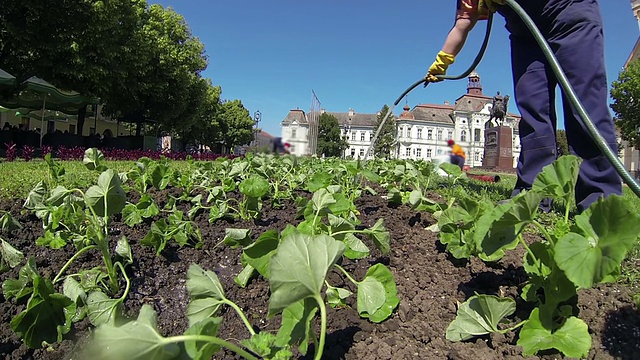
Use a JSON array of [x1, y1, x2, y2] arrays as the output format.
[[348, 108, 355, 117], [444, 100, 450, 106], [320, 108, 326, 114]]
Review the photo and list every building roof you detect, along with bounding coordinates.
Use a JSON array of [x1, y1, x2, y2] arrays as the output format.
[[454, 93, 492, 112], [258, 130, 274, 139], [329, 111, 378, 127], [281, 109, 307, 125], [409, 104, 455, 125]]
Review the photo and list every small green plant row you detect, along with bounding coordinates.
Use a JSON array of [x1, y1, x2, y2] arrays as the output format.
[[431, 155, 640, 358]]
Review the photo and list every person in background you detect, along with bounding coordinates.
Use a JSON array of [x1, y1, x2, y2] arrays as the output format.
[[272, 137, 290, 155], [426, 0, 621, 213], [448, 139, 465, 170]]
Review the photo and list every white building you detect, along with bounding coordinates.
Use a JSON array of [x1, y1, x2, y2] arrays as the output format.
[[280, 73, 521, 167], [619, 0, 640, 178]]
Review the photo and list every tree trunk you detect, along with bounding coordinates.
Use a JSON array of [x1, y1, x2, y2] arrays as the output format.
[[76, 106, 87, 135], [136, 119, 142, 136]]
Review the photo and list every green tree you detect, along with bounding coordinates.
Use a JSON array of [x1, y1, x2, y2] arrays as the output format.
[[611, 59, 640, 148], [372, 105, 396, 159], [217, 99, 255, 153], [556, 129, 569, 156], [317, 113, 348, 157]]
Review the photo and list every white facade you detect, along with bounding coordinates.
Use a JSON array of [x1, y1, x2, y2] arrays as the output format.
[[280, 74, 522, 167]]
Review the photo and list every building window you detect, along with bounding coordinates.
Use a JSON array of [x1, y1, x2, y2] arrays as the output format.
[[407, 127, 412, 139], [461, 130, 467, 142], [360, 132, 365, 141], [427, 129, 433, 140], [368, 133, 372, 142], [405, 147, 411, 157], [417, 128, 422, 139], [291, 128, 297, 139], [351, 148, 356, 157], [69, 124, 76, 134], [351, 132, 356, 141], [474, 152, 480, 161], [427, 149, 432, 158], [442, 130, 448, 139], [416, 148, 422, 158], [437, 130, 443, 140], [359, 148, 365, 157], [474, 128, 481, 142], [437, 149, 442, 155], [89, 127, 96, 135]]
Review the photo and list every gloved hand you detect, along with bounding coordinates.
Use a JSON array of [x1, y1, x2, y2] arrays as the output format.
[[426, 51, 455, 83], [479, 0, 506, 13]]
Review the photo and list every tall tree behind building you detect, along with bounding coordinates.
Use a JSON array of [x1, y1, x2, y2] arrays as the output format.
[[317, 113, 349, 157], [372, 105, 396, 159]]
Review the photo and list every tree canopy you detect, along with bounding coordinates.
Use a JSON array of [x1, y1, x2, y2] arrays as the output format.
[[317, 113, 348, 158], [0, 0, 255, 147], [372, 105, 396, 159], [611, 59, 640, 147]]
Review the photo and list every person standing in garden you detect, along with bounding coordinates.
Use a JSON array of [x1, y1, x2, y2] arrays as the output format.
[[425, 0, 621, 213], [448, 139, 466, 170]]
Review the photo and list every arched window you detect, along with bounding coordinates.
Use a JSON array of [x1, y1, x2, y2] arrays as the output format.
[[461, 130, 467, 142], [442, 130, 448, 139]]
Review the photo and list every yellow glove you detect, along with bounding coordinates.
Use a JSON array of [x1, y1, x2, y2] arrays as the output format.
[[426, 51, 455, 83], [479, 0, 506, 13]]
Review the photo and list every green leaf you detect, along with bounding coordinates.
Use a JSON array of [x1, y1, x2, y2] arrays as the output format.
[[239, 176, 270, 198], [440, 162, 463, 177], [87, 291, 121, 326], [186, 264, 227, 326], [85, 169, 126, 217], [141, 220, 169, 255], [268, 232, 345, 316], [326, 286, 353, 308], [24, 181, 47, 210], [1, 237, 24, 272], [356, 264, 399, 323], [307, 172, 334, 192], [87, 305, 180, 360], [234, 264, 256, 288], [364, 219, 390, 254], [274, 298, 318, 355], [184, 318, 222, 359], [62, 277, 87, 304], [532, 155, 580, 205], [343, 234, 370, 259], [0, 212, 22, 232], [517, 308, 591, 358], [446, 294, 516, 341], [115, 236, 133, 265], [243, 230, 279, 278], [150, 162, 171, 190], [311, 188, 336, 215], [475, 191, 541, 257], [223, 228, 252, 249], [3, 257, 37, 300], [554, 195, 640, 289], [11, 275, 75, 348], [83, 148, 107, 171]]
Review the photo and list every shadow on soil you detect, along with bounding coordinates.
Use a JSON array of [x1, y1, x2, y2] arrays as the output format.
[[301, 325, 361, 360], [600, 305, 640, 359]]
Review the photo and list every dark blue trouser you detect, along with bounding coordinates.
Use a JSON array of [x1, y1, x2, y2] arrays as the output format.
[[499, 0, 621, 212], [451, 155, 465, 170]]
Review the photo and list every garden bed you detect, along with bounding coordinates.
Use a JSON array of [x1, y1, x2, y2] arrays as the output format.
[[1, 187, 638, 360]]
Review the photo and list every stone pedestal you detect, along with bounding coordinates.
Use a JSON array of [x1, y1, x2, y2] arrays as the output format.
[[482, 126, 513, 169]]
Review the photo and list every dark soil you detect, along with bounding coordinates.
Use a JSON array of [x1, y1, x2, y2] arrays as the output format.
[[1, 189, 639, 360]]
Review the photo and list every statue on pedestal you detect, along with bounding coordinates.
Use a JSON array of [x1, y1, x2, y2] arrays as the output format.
[[486, 91, 510, 128]]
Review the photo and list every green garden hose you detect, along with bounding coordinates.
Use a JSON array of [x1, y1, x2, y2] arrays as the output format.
[[364, 0, 640, 198]]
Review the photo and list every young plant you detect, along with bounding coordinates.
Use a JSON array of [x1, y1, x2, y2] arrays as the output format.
[[84, 263, 290, 360], [142, 211, 203, 255], [0, 236, 24, 272], [445, 155, 640, 358]]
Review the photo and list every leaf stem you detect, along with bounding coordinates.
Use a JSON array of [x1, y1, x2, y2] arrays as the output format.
[[115, 262, 131, 302], [500, 319, 527, 333], [53, 245, 98, 284], [531, 220, 554, 245], [313, 293, 328, 360], [224, 300, 256, 336], [162, 335, 259, 360], [335, 264, 360, 285], [518, 236, 537, 265]]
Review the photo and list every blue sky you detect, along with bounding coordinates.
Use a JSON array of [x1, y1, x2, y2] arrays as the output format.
[[153, 1, 639, 137]]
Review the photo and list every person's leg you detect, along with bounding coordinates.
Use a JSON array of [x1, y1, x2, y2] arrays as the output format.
[[451, 155, 465, 169], [549, 0, 622, 212], [509, 34, 558, 198]]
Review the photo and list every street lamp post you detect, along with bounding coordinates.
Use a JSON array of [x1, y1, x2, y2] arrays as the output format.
[[254, 110, 261, 148]]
